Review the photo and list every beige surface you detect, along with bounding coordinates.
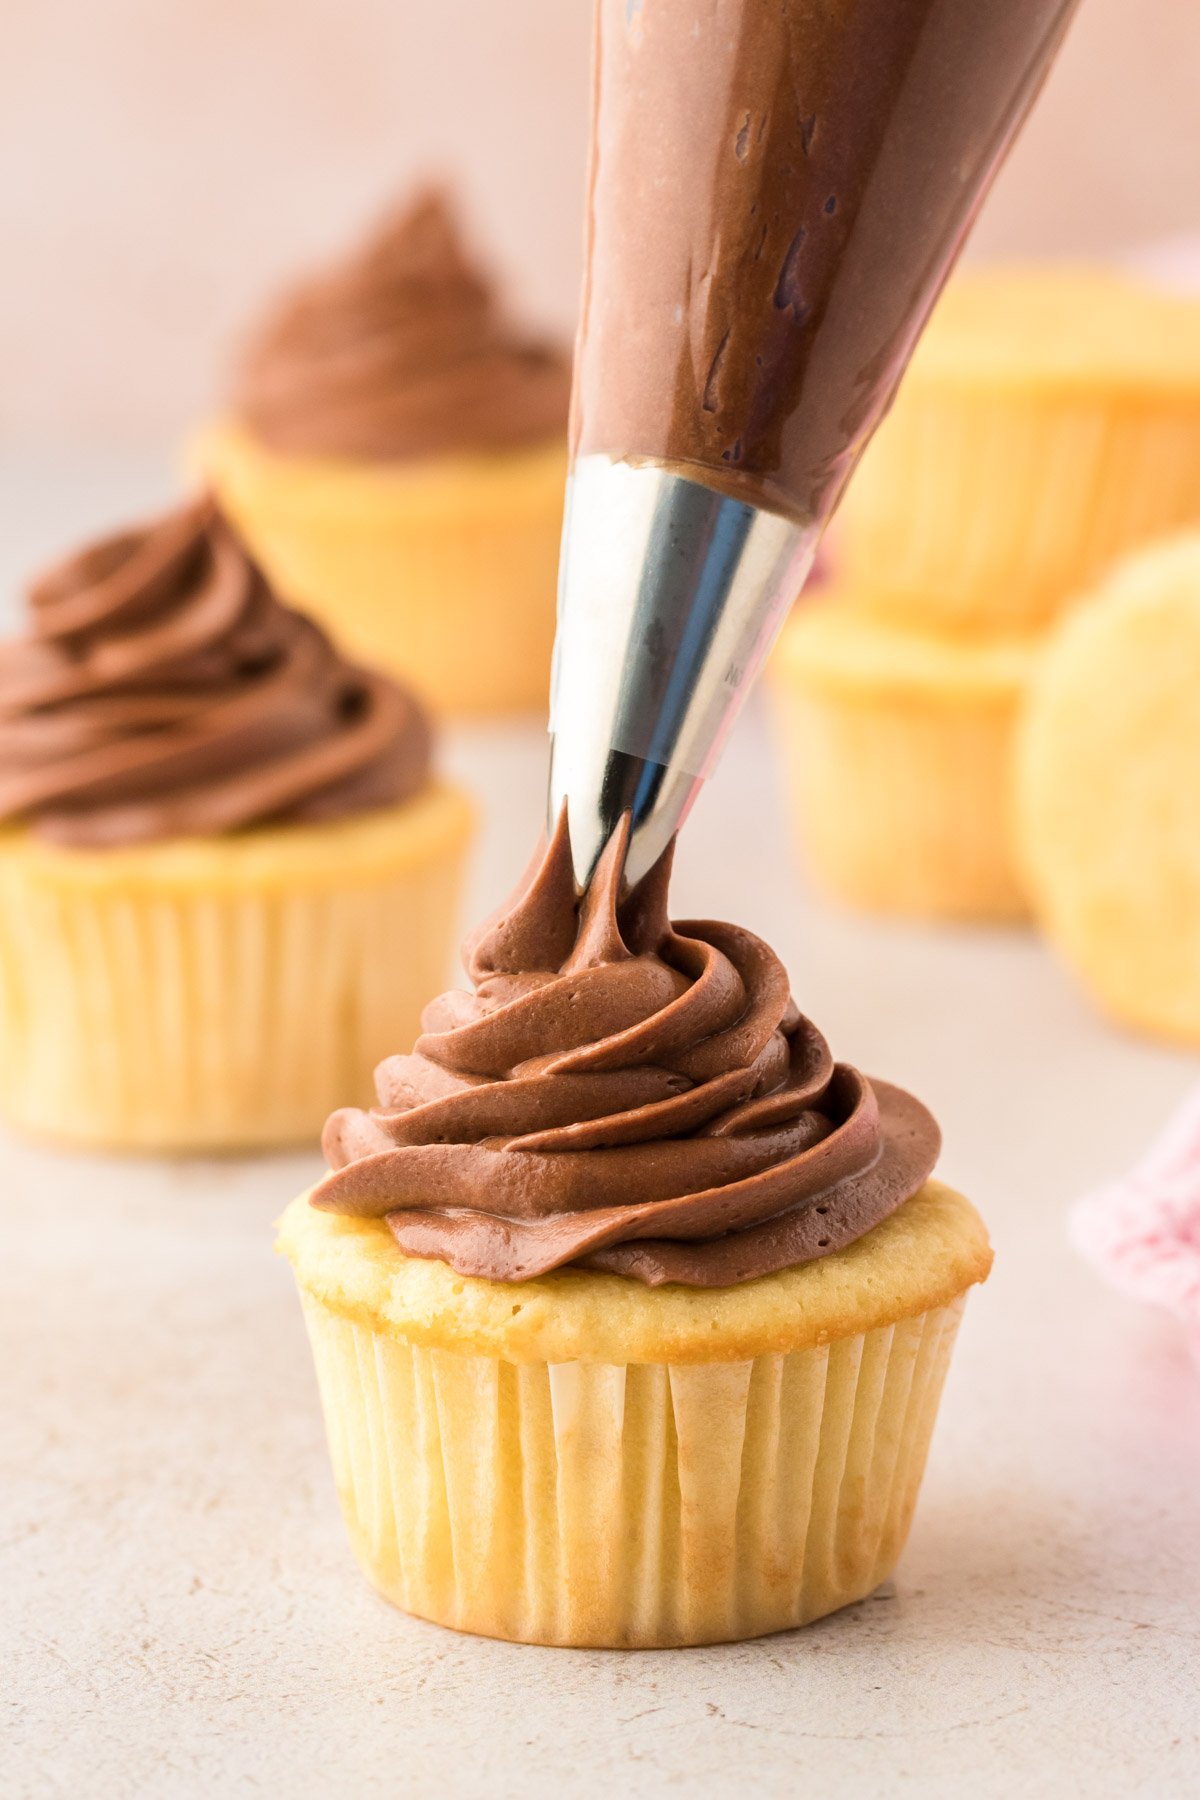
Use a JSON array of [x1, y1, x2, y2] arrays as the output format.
[[2, 0, 1199, 441], [4, 452, 1200, 1795]]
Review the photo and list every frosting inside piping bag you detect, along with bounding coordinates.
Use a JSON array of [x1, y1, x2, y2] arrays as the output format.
[[573, 0, 1078, 522], [0, 497, 432, 847], [314, 813, 939, 1287]]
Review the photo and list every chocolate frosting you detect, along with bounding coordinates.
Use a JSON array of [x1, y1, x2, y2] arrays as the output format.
[[574, 0, 1077, 520], [0, 498, 432, 847], [314, 814, 939, 1287], [233, 188, 572, 461]]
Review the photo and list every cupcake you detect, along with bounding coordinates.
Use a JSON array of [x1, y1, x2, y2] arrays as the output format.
[[770, 596, 1035, 921], [835, 268, 1200, 633], [0, 497, 473, 1150], [198, 189, 571, 716], [1016, 531, 1200, 1044], [277, 814, 992, 1648]]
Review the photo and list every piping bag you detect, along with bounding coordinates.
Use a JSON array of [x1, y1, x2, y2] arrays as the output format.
[[548, 0, 1080, 888]]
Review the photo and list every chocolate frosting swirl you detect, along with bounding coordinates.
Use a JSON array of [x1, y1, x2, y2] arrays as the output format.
[[314, 815, 939, 1287], [0, 498, 432, 847], [233, 188, 572, 461]]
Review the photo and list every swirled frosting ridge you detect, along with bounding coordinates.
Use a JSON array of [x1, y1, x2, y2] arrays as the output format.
[[0, 498, 432, 847], [314, 814, 939, 1286]]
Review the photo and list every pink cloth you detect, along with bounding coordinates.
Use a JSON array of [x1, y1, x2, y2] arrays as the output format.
[[1126, 234, 1200, 295], [1071, 1086, 1200, 1365]]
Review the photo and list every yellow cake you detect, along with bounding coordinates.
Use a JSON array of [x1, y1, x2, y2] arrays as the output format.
[[1016, 530, 1200, 1043], [836, 268, 1200, 631], [770, 596, 1037, 920]]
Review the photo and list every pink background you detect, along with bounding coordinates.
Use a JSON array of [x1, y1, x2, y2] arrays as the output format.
[[3, 0, 1198, 443]]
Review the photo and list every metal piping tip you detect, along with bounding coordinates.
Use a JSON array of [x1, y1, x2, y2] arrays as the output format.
[[547, 454, 818, 890]]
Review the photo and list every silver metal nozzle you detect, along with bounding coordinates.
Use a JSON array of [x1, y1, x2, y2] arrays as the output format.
[[547, 454, 818, 889]]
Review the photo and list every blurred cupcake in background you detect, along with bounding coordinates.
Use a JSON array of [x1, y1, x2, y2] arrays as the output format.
[[197, 188, 571, 716], [1016, 531, 1200, 1045], [0, 497, 474, 1151], [771, 602, 1035, 923], [835, 268, 1200, 630], [772, 267, 1200, 924]]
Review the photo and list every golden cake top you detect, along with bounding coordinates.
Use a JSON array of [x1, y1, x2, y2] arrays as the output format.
[[278, 1177, 991, 1364], [906, 267, 1200, 394], [773, 595, 1039, 700]]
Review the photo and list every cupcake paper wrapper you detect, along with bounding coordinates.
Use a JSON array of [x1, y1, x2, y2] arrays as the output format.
[[299, 1289, 965, 1648], [199, 425, 566, 717], [839, 388, 1200, 631], [0, 789, 472, 1150]]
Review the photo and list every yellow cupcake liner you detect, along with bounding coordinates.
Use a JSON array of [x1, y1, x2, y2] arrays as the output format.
[[197, 422, 567, 716], [839, 386, 1200, 632], [0, 785, 473, 1151], [771, 604, 1035, 922], [299, 1288, 964, 1648], [832, 268, 1200, 633]]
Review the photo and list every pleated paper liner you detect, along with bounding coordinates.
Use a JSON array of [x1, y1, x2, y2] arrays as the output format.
[[197, 422, 566, 716], [836, 272, 1200, 632], [300, 1294, 964, 1648], [838, 385, 1200, 634], [0, 786, 473, 1150]]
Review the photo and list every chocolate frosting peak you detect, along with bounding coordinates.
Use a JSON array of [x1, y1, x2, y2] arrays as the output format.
[[233, 187, 572, 460], [0, 498, 432, 847], [314, 815, 939, 1286]]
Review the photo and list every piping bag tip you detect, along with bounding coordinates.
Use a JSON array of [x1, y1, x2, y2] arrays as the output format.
[[547, 454, 817, 890]]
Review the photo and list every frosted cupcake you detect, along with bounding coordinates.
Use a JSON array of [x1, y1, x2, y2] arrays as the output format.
[[278, 815, 991, 1647], [0, 497, 473, 1150], [836, 268, 1200, 632], [198, 189, 571, 715]]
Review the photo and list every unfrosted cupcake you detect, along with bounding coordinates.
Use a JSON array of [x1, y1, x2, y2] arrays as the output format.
[[197, 188, 571, 715], [1016, 531, 1200, 1044], [771, 596, 1036, 921], [277, 814, 991, 1648], [836, 268, 1200, 632], [0, 497, 473, 1150]]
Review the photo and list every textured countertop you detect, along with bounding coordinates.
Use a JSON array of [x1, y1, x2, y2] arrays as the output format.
[[4, 452, 1200, 1798]]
